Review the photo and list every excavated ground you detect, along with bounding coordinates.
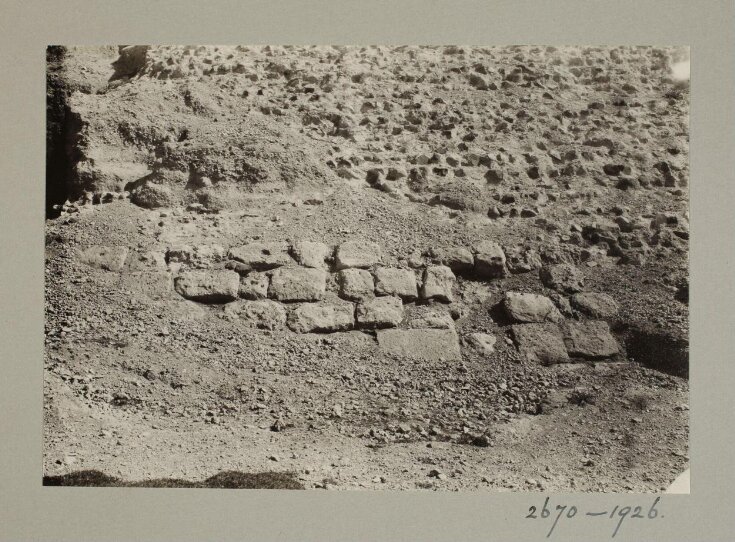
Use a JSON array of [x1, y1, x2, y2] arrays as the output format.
[[44, 45, 689, 491]]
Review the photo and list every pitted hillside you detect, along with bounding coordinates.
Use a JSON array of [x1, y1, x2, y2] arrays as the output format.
[[67, 82, 339, 208]]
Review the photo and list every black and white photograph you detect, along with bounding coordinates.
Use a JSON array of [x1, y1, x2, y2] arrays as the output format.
[[43, 44, 690, 492]]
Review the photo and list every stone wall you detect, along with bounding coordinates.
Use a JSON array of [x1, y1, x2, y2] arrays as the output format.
[[78, 238, 622, 364]]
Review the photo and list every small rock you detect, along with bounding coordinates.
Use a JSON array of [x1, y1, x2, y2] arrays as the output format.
[[468, 333, 497, 354]]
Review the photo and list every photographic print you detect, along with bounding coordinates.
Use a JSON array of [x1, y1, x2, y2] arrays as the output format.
[[44, 45, 689, 491]]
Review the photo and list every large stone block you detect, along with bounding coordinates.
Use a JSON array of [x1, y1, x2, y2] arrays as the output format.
[[228, 300, 287, 330], [373, 267, 418, 300], [405, 307, 455, 329], [512, 323, 569, 365], [269, 267, 326, 302], [377, 329, 461, 361], [356, 296, 403, 329], [287, 302, 355, 333], [539, 263, 585, 294], [503, 292, 563, 323], [570, 292, 619, 319], [166, 244, 226, 268], [334, 240, 382, 270], [173, 270, 240, 303], [420, 265, 456, 303], [430, 247, 474, 274], [78, 245, 129, 272], [239, 272, 269, 300], [474, 240, 508, 279], [227, 242, 292, 271], [291, 241, 329, 268], [338, 268, 375, 301], [563, 320, 619, 359]]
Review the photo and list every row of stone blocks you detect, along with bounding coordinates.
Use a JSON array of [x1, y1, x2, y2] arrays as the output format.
[[173, 265, 460, 306], [171, 238, 509, 305], [221, 239, 509, 279], [223, 296, 404, 333], [168, 237, 458, 333]]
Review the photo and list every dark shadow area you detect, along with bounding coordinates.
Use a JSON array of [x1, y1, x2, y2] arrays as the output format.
[[613, 322, 689, 378], [487, 301, 514, 327], [43, 469, 305, 489], [46, 46, 72, 218]]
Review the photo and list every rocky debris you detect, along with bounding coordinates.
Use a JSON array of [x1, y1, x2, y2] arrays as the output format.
[[563, 320, 620, 359], [226, 300, 287, 330], [78, 245, 129, 272], [334, 240, 382, 270], [338, 268, 375, 301], [474, 241, 508, 279], [238, 272, 269, 300], [269, 267, 326, 302], [356, 296, 403, 329], [505, 246, 543, 274], [287, 302, 355, 333], [512, 323, 570, 365], [570, 292, 620, 319], [377, 329, 461, 361], [539, 263, 585, 294], [291, 241, 329, 269], [503, 292, 563, 323], [227, 242, 292, 271], [373, 267, 418, 301], [420, 265, 456, 303], [429, 247, 474, 274], [468, 333, 497, 354], [173, 270, 240, 303]]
